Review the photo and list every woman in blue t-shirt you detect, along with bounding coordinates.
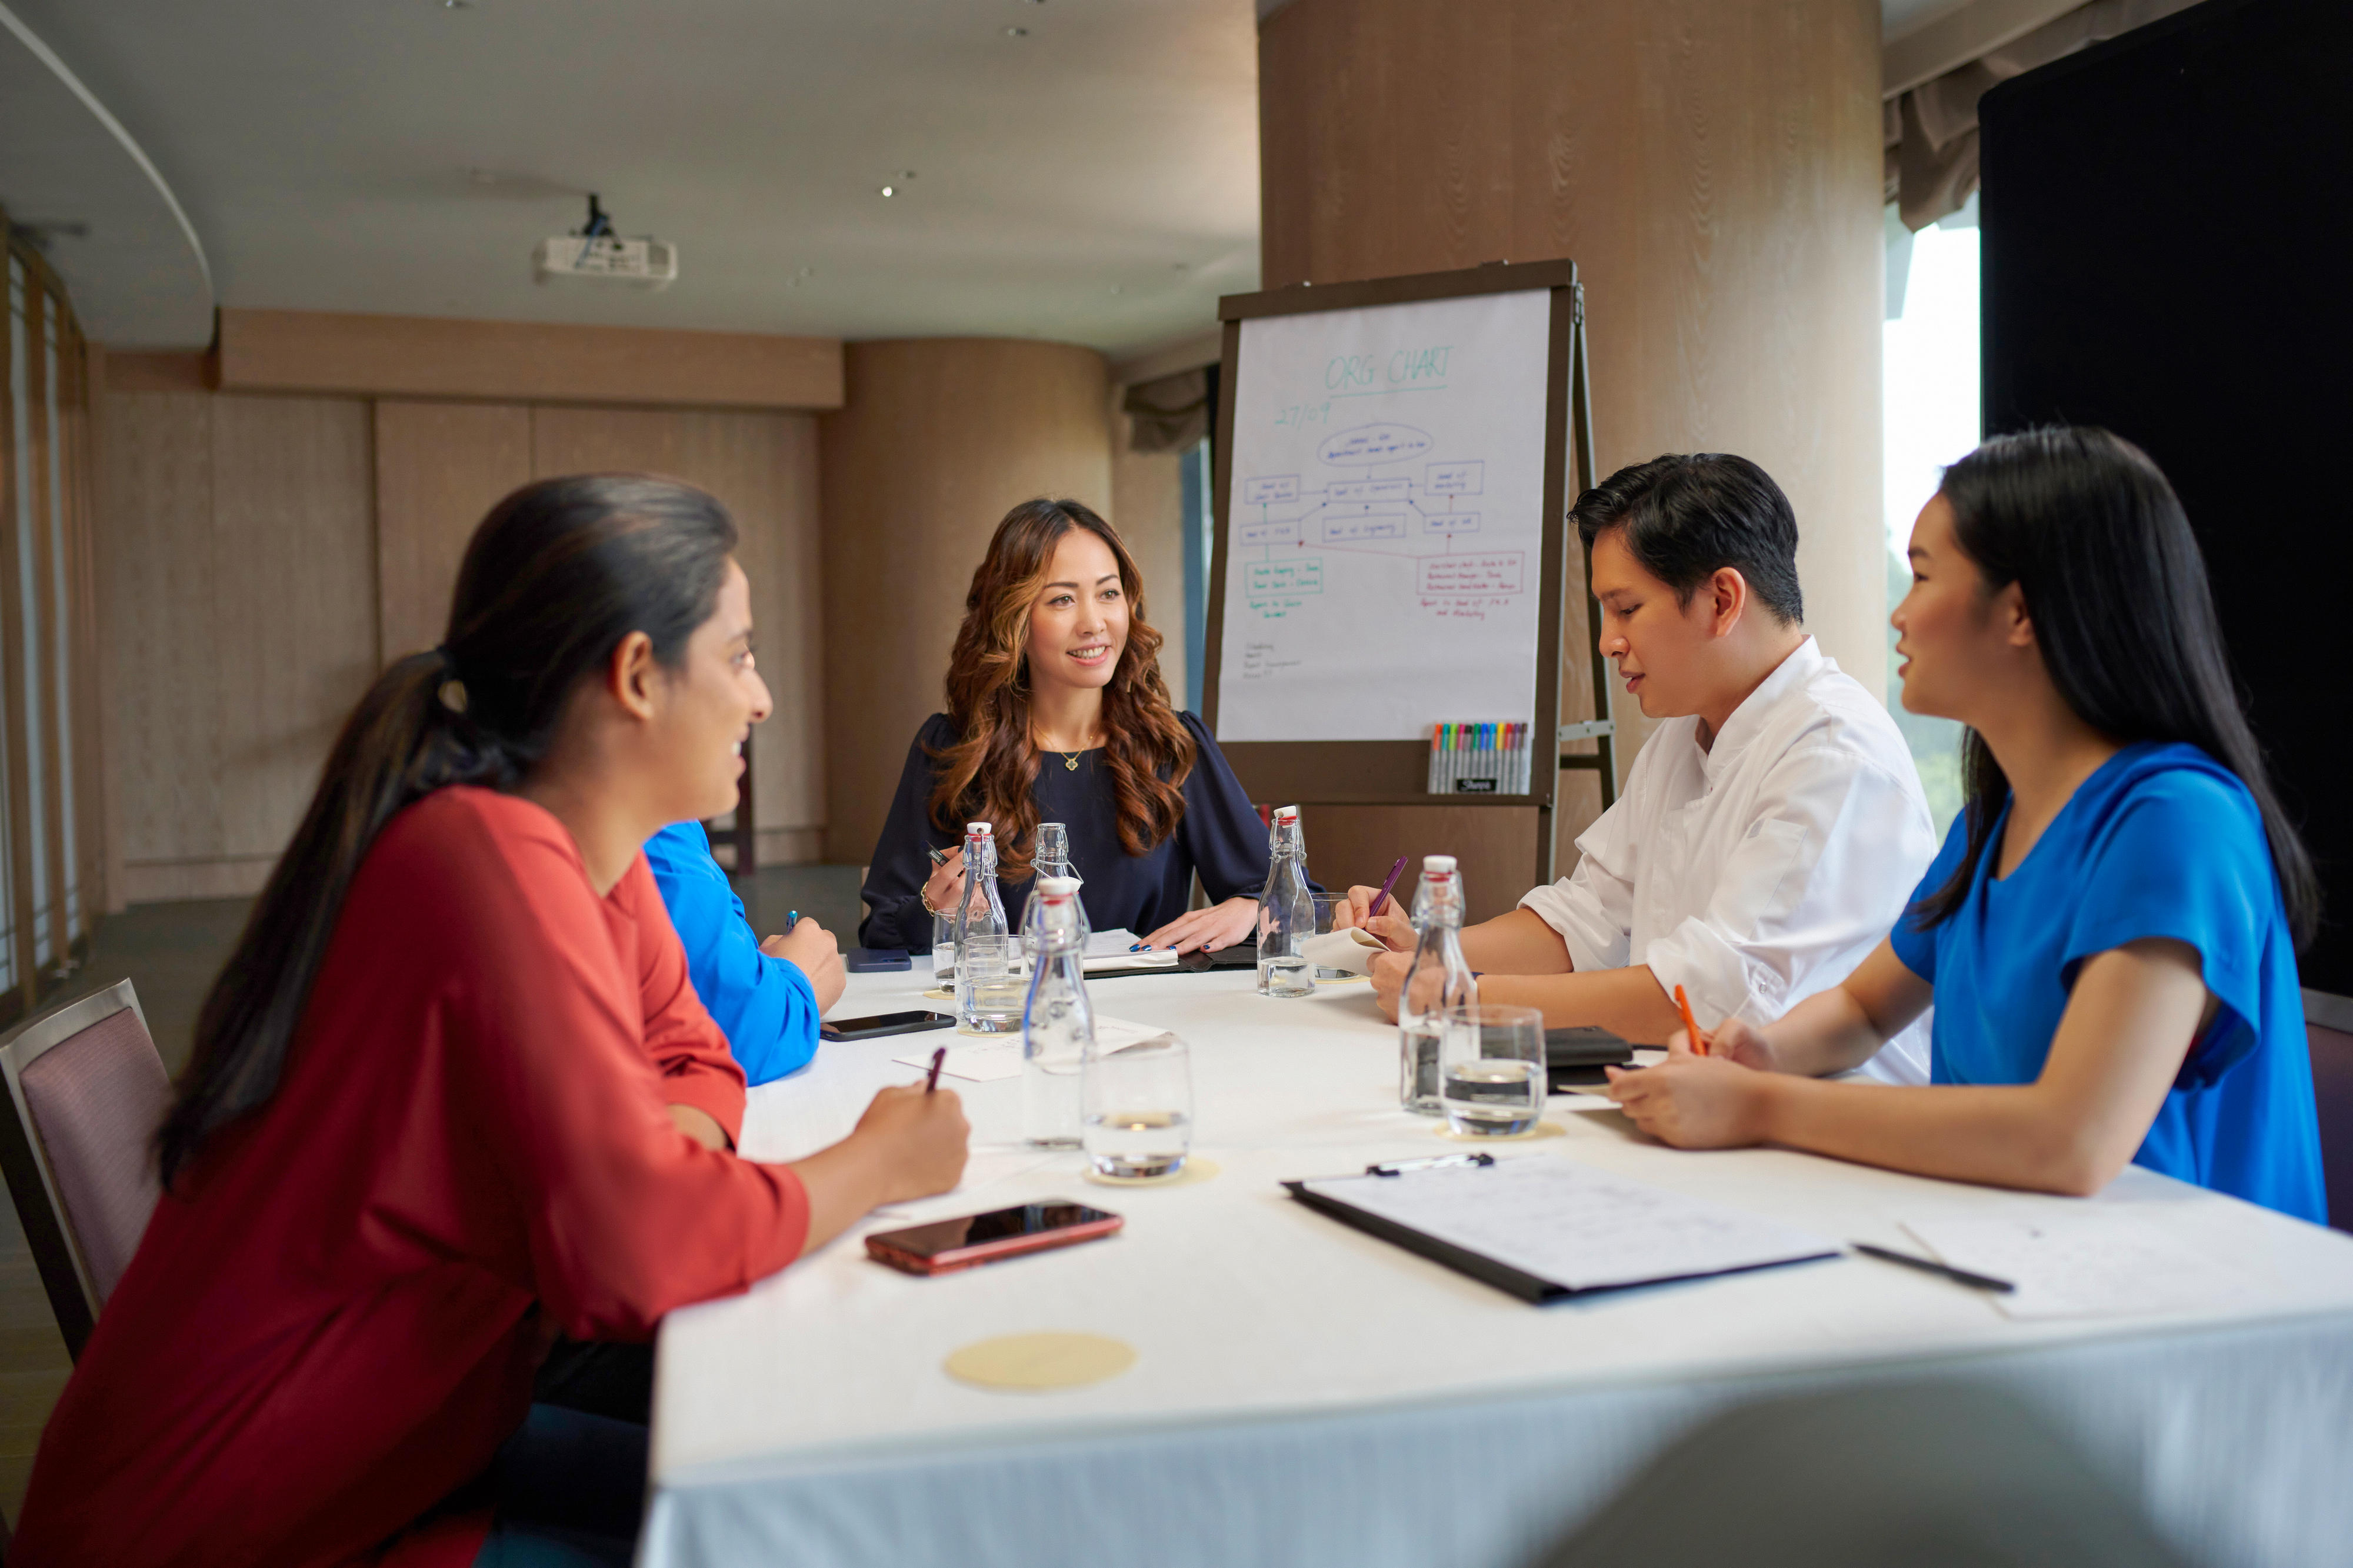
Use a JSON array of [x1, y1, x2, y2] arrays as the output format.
[[1605, 427, 2325, 1222]]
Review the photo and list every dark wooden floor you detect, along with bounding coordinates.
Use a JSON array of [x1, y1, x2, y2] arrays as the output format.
[[0, 862, 864, 1526]]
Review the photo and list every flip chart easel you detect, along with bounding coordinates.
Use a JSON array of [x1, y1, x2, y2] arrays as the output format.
[[1201, 260, 1617, 893]]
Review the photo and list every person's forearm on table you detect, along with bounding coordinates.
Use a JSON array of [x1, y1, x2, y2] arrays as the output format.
[[1454, 908, 1577, 974], [1472, 965, 1685, 1042], [1750, 983, 1894, 1078]]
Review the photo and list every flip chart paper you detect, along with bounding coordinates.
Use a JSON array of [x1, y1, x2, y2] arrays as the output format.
[[1219, 289, 1552, 740]]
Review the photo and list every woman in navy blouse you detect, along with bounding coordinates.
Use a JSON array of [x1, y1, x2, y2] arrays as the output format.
[[1606, 427, 2325, 1222], [860, 499, 1274, 955]]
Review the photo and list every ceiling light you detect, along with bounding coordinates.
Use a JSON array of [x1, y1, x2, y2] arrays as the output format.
[[1004, 25, 1028, 37], [880, 185, 895, 198], [442, 0, 473, 9]]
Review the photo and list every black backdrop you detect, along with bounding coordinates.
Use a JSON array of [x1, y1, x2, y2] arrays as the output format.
[[1979, 0, 2353, 996]]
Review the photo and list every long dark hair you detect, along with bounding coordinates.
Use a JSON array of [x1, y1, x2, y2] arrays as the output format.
[[1912, 428, 2318, 945], [156, 475, 739, 1189], [929, 499, 1194, 879]]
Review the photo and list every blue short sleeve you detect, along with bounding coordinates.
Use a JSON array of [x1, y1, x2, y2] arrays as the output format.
[[1888, 811, 1971, 983], [644, 822, 821, 1085], [2062, 770, 2272, 1087]]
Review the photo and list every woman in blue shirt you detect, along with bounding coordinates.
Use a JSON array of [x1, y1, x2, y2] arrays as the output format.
[[645, 821, 844, 1084], [1605, 427, 2325, 1222]]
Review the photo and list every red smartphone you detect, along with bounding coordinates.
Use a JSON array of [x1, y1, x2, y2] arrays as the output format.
[[865, 1200, 1123, 1276]]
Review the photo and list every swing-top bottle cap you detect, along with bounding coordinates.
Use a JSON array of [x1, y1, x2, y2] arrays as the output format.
[[1038, 876, 1081, 898], [1272, 805, 1299, 823], [1424, 854, 1457, 873], [966, 822, 992, 836]]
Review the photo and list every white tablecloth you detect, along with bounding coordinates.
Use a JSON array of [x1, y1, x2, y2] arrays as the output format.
[[644, 969, 2353, 1568]]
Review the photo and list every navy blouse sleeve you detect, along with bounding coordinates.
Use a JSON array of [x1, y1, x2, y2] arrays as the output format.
[[1173, 712, 1277, 903], [859, 716, 961, 951]]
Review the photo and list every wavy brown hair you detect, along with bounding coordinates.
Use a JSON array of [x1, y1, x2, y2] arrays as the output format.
[[929, 499, 1194, 878]]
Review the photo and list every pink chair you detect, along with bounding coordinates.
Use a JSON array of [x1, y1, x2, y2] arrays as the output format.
[[0, 980, 169, 1360]]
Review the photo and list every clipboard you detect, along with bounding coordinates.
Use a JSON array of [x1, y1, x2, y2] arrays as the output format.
[[1282, 1160, 1838, 1305], [1282, 1180, 1569, 1302]]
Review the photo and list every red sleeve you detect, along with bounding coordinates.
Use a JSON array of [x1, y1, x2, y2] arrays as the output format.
[[445, 808, 809, 1340], [615, 853, 749, 1144]]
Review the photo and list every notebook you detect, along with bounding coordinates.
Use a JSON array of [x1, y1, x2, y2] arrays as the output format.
[[1285, 1157, 1838, 1302]]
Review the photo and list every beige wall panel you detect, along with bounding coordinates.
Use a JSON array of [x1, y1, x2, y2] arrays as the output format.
[[1259, 0, 1886, 876], [1108, 396, 1191, 710], [207, 397, 378, 863], [1299, 804, 1541, 926], [95, 392, 222, 874], [819, 339, 1114, 866], [219, 309, 844, 411], [530, 406, 825, 845], [374, 401, 532, 663]]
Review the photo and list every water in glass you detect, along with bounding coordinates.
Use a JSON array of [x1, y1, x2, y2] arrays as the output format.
[[1084, 1032, 1193, 1178], [1438, 1003, 1547, 1137]]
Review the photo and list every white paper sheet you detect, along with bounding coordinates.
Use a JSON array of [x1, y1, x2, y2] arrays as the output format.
[[1301, 927, 1386, 975], [1302, 1157, 1837, 1294], [1904, 1213, 2266, 1321], [1217, 290, 1554, 741], [891, 1013, 1171, 1082]]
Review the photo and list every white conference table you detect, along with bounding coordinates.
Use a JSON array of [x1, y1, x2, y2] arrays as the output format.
[[644, 968, 2353, 1568]]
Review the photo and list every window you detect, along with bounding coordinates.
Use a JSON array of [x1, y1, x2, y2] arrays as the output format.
[[1882, 195, 1979, 835]]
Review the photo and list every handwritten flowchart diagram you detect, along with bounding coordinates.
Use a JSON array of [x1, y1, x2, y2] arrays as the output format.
[[1215, 286, 1550, 743], [1237, 421, 1524, 626]]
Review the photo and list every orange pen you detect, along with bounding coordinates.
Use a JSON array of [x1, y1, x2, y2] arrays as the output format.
[[1673, 983, 1707, 1056]]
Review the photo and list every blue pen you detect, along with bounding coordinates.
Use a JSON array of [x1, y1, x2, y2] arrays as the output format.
[[786, 910, 800, 932]]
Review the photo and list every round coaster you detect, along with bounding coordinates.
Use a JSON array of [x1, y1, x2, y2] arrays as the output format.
[[944, 1332, 1136, 1392], [922, 986, 955, 1002], [1083, 1156, 1221, 1189], [1314, 972, 1372, 986], [1434, 1118, 1567, 1143]]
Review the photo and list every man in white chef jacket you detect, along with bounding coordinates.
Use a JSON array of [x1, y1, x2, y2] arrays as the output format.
[[1342, 452, 1936, 1084]]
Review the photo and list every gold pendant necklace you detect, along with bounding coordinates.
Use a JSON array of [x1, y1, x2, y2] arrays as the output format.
[[1061, 750, 1081, 771]]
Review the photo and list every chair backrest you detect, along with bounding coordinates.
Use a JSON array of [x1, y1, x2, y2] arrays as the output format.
[[0, 980, 169, 1360], [2310, 1021, 2353, 1235]]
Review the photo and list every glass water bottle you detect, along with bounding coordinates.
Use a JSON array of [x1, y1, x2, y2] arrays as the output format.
[[1398, 854, 1478, 1113], [954, 822, 1020, 1033], [1256, 805, 1316, 998], [1019, 822, 1089, 948], [1021, 875, 1093, 1147]]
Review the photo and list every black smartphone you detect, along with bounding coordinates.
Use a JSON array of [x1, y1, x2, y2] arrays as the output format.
[[820, 1010, 956, 1042], [866, 1200, 1124, 1276], [845, 947, 912, 973]]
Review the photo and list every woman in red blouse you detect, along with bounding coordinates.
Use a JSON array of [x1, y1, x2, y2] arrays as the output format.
[[14, 476, 969, 1566]]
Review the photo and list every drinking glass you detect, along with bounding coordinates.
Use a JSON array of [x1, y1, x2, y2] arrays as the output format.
[[1437, 1003, 1547, 1136], [1082, 1033, 1194, 1179], [956, 935, 1025, 1033], [931, 911, 956, 984], [1309, 893, 1348, 980]]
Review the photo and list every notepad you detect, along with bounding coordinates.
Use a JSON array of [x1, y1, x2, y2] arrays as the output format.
[[1903, 1213, 2264, 1322], [1287, 1158, 1838, 1302], [1300, 926, 1386, 976]]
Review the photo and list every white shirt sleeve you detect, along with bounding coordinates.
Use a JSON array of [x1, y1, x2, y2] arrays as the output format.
[[1519, 795, 1637, 975], [1642, 745, 1938, 1032]]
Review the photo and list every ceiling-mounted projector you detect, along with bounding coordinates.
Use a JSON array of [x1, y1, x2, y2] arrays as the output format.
[[534, 194, 676, 291]]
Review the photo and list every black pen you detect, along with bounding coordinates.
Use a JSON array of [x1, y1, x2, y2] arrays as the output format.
[[1851, 1241, 2014, 1293], [1366, 1152, 1495, 1177]]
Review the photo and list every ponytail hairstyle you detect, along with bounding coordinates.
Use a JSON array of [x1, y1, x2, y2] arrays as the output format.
[[1910, 427, 2319, 946], [929, 499, 1194, 878], [156, 474, 738, 1189]]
